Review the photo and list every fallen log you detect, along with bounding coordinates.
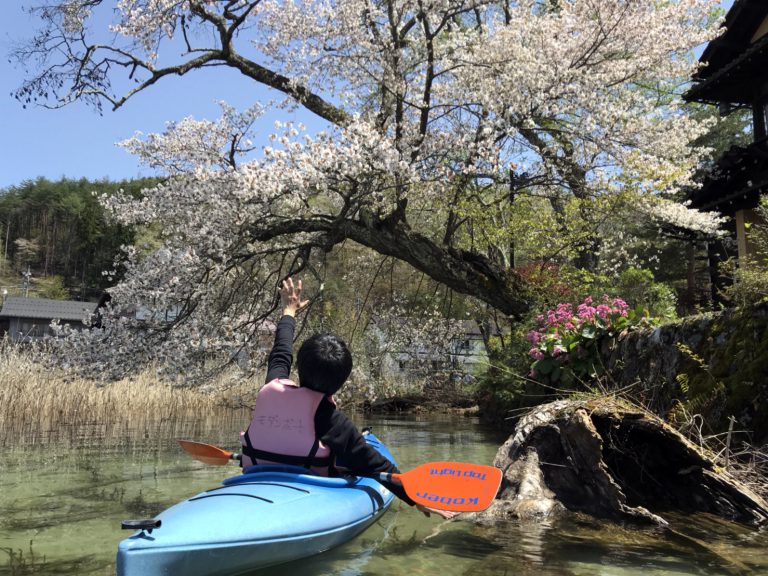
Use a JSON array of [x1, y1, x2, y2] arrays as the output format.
[[474, 399, 768, 526]]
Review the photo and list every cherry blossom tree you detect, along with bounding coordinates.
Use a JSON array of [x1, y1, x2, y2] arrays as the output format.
[[13, 0, 726, 376]]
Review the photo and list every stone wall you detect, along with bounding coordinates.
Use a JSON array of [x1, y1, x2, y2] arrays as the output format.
[[605, 303, 768, 440]]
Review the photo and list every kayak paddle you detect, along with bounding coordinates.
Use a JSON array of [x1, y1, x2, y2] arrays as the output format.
[[178, 439, 502, 512], [177, 439, 240, 466], [379, 460, 502, 512]]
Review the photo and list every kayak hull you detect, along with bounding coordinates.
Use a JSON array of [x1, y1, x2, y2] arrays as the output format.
[[117, 433, 395, 576], [116, 508, 386, 576]]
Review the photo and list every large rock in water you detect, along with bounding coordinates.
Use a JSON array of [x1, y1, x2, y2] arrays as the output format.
[[474, 399, 768, 526]]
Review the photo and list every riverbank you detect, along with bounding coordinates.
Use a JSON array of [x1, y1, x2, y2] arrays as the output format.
[[0, 342, 481, 448], [0, 344, 244, 448]]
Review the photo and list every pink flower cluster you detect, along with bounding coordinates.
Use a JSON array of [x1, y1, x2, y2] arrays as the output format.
[[527, 295, 629, 361], [576, 295, 629, 322]]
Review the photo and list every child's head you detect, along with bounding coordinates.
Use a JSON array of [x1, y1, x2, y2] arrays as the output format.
[[297, 333, 352, 395]]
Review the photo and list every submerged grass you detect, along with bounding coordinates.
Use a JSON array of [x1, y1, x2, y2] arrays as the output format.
[[0, 341, 253, 449], [0, 540, 100, 576]]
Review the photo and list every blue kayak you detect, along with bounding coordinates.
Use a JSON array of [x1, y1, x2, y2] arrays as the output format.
[[117, 432, 395, 576]]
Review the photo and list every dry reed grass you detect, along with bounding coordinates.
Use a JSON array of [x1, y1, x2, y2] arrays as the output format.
[[0, 341, 253, 449], [667, 402, 768, 502]]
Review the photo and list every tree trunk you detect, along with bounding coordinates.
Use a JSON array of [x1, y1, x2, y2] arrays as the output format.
[[474, 399, 768, 526]]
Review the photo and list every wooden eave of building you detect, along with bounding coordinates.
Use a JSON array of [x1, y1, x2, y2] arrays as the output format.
[[697, 0, 768, 78], [685, 33, 768, 105], [688, 137, 768, 212]]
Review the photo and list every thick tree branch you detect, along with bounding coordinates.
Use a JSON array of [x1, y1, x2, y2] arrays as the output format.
[[249, 215, 530, 318], [226, 53, 350, 127], [13, 2, 350, 127]]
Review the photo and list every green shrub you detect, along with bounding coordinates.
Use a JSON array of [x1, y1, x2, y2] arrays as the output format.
[[613, 267, 677, 321], [721, 197, 768, 308], [36, 275, 70, 300]]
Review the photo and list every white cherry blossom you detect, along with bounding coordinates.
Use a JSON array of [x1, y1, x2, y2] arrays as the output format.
[[16, 0, 725, 377]]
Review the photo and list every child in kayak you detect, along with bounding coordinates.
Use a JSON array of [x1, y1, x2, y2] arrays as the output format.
[[240, 277, 454, 519]]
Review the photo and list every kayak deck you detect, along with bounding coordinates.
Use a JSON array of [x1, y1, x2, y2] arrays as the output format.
[[117, 433, 395, 576]]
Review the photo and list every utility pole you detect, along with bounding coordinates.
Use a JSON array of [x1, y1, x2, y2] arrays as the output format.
[[3, 217, 9, 262], [22, 266, 32, 298]]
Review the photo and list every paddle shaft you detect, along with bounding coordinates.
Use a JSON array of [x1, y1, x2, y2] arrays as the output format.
[[178, 440, 500, 512]]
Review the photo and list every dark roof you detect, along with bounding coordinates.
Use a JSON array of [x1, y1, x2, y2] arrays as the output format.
[[697, 0, 768, 78], [456, 319, 501, 336], [686, 35, 768, 105], [688, 138, 768, 211], [0, 297, 99, 322], [685, 0, 768, 104]]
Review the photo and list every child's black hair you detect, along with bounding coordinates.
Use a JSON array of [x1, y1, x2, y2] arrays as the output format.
[[297, 333, 353, 395]]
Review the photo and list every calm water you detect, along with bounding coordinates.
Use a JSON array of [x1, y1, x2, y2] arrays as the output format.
[[1, 412, 767, 576]]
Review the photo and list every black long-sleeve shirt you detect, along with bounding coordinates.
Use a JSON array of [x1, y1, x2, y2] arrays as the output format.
[[264, 315, 413, 505]]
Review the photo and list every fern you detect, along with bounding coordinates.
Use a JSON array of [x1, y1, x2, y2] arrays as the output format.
[[673, 343, 726, 429]]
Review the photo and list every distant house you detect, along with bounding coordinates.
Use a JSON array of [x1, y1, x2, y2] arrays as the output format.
[[0, 297, 99, 342], [133, 303, 182, 323], [375, 318, 499, 382], [447, 319, 500, 373]]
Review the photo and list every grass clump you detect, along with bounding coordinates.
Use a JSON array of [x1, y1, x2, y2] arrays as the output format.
[[0, 339, 252, 449]]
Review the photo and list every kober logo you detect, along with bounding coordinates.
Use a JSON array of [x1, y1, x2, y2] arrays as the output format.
[[429, 467, 487, 481], [415, 492, 479, 506]]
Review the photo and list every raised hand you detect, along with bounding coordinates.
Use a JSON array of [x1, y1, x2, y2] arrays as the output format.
[[280, 277, 310, 317]]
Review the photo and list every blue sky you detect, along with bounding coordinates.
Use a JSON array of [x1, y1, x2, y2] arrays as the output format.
[[0, 3, 326, 189], [0, 1, 736, 190]]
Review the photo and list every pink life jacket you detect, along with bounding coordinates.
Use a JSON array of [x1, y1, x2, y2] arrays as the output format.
[[240, 378, 334, 476]]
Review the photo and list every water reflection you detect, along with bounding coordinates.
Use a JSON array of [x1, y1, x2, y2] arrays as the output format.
[[1, 412, 766, 576], [465, 513, 764, 576]]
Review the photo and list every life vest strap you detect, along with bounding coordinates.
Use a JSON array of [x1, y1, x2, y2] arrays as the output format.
[[240, 445, 333, 468]]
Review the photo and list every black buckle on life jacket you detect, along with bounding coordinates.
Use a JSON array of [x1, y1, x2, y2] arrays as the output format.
[[121, 519, 161, 534], [240, 445, 333, 468]]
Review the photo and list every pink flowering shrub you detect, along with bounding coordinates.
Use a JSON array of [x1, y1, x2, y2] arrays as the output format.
[[527, 295, 655, 386]]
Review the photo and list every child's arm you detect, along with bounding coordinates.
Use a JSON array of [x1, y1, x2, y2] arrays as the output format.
[[318, 411, 456, 519], [264, 316, 295, 383], [264, 278, 309, 384], [317, 408, 413, 499]]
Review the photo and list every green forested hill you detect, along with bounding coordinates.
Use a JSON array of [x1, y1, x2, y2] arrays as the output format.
[[0, 177, 156, 300]]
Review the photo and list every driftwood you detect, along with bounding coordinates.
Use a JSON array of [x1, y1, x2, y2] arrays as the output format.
[[474, 399, 768, 526]]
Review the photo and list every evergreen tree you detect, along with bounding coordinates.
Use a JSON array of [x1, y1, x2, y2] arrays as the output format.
[[0, 177, 154, 299]]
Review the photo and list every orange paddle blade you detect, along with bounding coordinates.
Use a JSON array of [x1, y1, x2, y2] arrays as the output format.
[[178, 440, 237, 466], [392, 461, 502, 512]]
